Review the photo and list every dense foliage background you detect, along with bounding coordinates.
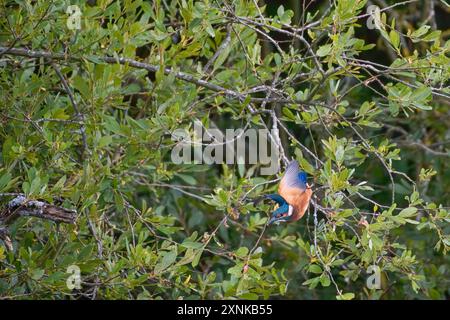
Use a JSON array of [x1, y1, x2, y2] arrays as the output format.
[[0, 0, 449, 299]]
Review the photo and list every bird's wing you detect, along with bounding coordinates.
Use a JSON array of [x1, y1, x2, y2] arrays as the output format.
[[264, 193, 288, 206], [279, 160, 307, 192], [290, 188, 313, 222]]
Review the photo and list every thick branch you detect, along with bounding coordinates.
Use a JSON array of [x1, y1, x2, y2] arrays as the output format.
[[1, 195, 77, 225], [203, 24, 233, 74], [0, 46, 280, 105]]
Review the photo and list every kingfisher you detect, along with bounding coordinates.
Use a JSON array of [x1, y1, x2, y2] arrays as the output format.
[[263, 160, 313, 225]]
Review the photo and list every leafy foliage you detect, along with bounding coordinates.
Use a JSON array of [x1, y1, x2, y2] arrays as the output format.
[[0, 0, 449, 299]]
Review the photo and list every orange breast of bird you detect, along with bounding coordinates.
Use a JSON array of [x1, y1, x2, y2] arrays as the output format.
[[278, 185, 312, 222]]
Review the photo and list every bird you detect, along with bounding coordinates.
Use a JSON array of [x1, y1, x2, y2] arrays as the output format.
[[263, 160, 313, 225]]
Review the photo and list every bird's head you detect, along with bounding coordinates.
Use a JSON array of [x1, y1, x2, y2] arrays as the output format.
[[268, 204, 294, 225], [298, 171, 307, 185]]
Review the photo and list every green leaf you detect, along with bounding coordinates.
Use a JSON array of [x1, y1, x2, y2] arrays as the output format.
[[389, 30, 400, 49], [181, 240, 204, 249], [176, 173, 197, 185], [299, 157, 315, 175], [398, 207, 418, 218], [309, 264, 322, 274], [320, 273, 331, 287], [317, 44, 332, 57], [72, 75, 90, 99], [277, 5, 285, 17], [0, 246, 5, 260], [337, 292, 355, 300], [302, 276, 320, 289], [205, 23, 215, 38], [0, 172, 12, 191], [192, 248, 203, 268], [411, 25, 430, 38], [239, 292, 259, 300], [31, 269, 45, 281], [154, 249, 177, 274], [235, 247, 249, 257], [52, 175, 66, 192], [98, 135, 113, 148], [411, 86, 431, 103]]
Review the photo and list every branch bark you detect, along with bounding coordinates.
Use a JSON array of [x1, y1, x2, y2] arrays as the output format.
[[0, 46, 280, 105], [0, 195, 77, 250]]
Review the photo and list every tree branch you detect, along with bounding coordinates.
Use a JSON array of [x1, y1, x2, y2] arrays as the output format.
[[0, 46, 288, 105], [1, 195, 76, 227]]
